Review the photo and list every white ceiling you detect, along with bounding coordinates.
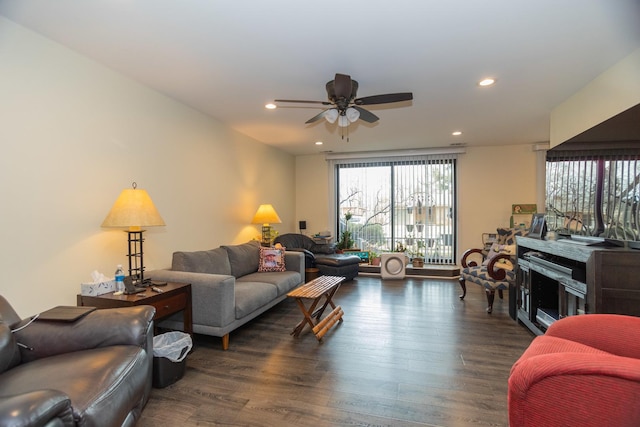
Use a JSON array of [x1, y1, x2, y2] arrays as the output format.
[[1, 0, 639, 155]]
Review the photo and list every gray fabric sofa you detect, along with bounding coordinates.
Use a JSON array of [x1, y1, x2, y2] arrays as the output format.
[[148, 241, 304, 350], [0, 295, 155, 427]]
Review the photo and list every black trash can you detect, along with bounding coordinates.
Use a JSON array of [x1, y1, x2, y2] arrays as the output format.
[[152, 332, 192, 388]]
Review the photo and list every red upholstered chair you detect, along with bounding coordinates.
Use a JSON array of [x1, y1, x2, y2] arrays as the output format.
[[508, 314, 640, 427]]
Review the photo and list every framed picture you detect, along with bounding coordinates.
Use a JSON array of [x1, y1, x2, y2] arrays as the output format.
[[529, 213, 547, 239]]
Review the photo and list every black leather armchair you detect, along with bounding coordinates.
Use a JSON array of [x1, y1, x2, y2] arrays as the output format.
[[274, 233, 361, 280], [274, 233, 335, 268], [0, 295, 155, 427]]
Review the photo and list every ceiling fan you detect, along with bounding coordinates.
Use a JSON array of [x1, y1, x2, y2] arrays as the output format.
[[274, 73, 413, 127]]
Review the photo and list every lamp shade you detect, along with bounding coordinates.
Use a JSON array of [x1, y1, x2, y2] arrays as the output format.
[[251, 204, 282, 225], [101, 184, 165, 231], [346, 107, 360, 123], [325, 108, 339, 124]]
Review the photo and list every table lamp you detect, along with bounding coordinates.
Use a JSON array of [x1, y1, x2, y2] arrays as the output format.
[[101, 182, 165, 285], [252, 204, 281, 246]]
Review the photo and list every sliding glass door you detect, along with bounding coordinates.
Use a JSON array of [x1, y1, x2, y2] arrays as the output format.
[[335, 155, 457, 264]]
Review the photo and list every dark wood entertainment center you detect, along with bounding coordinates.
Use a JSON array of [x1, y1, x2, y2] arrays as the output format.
[[515, 236, 640, 335]]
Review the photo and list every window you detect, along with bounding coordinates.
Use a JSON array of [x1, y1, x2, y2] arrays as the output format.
[[333, 154, 457, 264], [546, 148, 640, 241]]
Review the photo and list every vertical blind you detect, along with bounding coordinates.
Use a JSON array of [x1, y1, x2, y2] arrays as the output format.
[[333, 154, 457, 264], [546, 148, 640, 241]]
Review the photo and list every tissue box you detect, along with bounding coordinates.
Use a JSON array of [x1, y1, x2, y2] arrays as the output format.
[[81, 280, 116, 296]]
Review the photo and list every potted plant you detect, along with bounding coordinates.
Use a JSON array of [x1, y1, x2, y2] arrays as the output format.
[[416, 197, 423, 215], [405, 234, 414, 245], [336, 212, 354, 253], [369, 250, 381, 266], [406, 224, 414, 233], [395, 242, 410, 265], [412, 251, 425, 268], [416, 221, 424, 233]]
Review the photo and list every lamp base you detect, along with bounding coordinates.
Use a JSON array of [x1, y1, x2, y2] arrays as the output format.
[[261, 225, 272, 246], [126, 230, 149, 286]]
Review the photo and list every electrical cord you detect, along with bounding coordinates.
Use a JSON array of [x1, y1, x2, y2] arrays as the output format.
[[11, 314, 39, 351]]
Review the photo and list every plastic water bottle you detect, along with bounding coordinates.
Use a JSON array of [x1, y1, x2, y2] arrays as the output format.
[[115, 265, 125, 292]]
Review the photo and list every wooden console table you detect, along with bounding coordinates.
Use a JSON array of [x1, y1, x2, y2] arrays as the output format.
[[77, 282, 193, 336], [287, 275, 345, 341], [516, 236, 640, 335]]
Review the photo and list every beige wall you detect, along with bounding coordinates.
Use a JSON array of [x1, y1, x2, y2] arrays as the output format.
[[457, 145, 540, 253], [295, 154, 333, 235], [0, 18, 296, 315], [294, 145, 541, 260], [550, 48, 640, 147]]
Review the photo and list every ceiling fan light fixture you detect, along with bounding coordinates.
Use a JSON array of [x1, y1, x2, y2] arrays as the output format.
[[338, 114, 350, 127], [325, 108, 339, 124], [346, 107, 360, 123], [265, 103, 277, 109]]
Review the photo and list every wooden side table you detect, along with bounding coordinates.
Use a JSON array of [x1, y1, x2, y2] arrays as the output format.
[[77, 282, 193, 336], [287, 275, 344, 341]]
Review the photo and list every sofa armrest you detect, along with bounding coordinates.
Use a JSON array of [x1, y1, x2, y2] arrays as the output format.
[[14, 306, 155, 363], [0, 390, 75, 427], [284, 251, 304, 281], [147, 269, 236, 328], [545, 314, 640, 359], [509, 351, 640, 427]]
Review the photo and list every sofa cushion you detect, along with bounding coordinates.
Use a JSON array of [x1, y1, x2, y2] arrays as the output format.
[[222, 241, 260, 278], [0, 322, 20, 374], [238, 271, 301, 296], [172, 248, 231, 276], [497, 227, 528, 245], [234, 282, 278, 319], [482, 243, 516, 269], [258, 246, 286, 272]]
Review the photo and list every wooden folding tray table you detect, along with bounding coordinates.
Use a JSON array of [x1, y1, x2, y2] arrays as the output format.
[[287, 275, 345, 341]]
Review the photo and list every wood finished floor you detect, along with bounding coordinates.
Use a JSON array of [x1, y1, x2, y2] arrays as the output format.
[[139, 276, 535, 427]]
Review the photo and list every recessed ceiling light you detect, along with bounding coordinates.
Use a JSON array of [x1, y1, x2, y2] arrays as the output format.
[[315, 141, 323, 146], [452, 131, 463, 136], [265, 103, 277, 109], [478, 78, 495, 87]]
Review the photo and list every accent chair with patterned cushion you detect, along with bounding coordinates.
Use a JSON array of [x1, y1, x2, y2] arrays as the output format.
[[459, 227, 527, 313]]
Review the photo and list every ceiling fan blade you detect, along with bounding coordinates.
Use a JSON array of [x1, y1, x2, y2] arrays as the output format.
[[275, 99, 332, 105], [354, 92, 413, 105], [333, 73, 352, 100], [305, 109, 331, 124], [352, 106, 379, 123]]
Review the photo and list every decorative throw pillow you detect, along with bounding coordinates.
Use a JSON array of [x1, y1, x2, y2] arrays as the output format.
[[258, 246, 286, 272], [483, 243, 516, 268]]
